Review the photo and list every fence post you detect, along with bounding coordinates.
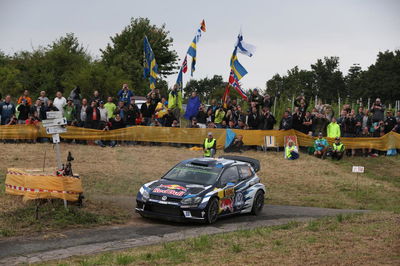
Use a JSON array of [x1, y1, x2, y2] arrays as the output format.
[[291, 95, 294, 111], [368, 98, 370, 110], [338, 97, 341, 115], [273, 97, 277, 116]]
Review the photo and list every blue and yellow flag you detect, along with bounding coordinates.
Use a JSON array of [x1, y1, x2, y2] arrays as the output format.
[[143, 36, 158, 90], [175, 67, 183, 90], [187, 36, 197, 76], [230, 47, 248, 80]]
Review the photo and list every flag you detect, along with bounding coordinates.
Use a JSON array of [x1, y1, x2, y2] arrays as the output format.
[[230, 47, 248, 80], [225, 129, 236, 148], [236, 32, 256, 57], [229, 70, 248, 100], [182, 55, 188, 73], [175, 68, 183, 90], [200, 19, 206, 32], [222, 85, 230, 109], [143, 36, 158, 90]]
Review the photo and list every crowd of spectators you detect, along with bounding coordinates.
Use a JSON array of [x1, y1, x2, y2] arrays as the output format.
[[1, 86, 399, 154]]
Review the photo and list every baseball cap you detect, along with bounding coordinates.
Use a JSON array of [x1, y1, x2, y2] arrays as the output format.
[[208, 132, 213, 136]]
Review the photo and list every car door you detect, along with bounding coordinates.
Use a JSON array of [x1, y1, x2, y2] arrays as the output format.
[[235, 165, 256, 211], [218, 166, 243, 214]]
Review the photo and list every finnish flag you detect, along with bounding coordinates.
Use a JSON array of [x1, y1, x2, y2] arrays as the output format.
[[236, 32, 256, 57]]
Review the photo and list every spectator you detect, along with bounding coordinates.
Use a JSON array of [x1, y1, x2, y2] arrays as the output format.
[[6, 114, 17, 125], [40, 99, 58, 120], [207, 99, 218, 114], [171, 119, 179, 127], [184, 92, 201, 120], [148, 90, 161, 106], [205, 108, 215, 124], [17, 99, 30, 124], [196, 105, 207, 128], [140, 97, 155, 126], [259, 107, 276, 130], [64, 99, 76, 125], [396, 110, 400, 123], [285, 140, 299, 160], [155, 97, 168, 125], [98, 101, 108, 128], [392, 118, 400, 134], [203, 132, 216, 157], [315, 99, 324, 113], [38, 91, 49, 106], [370, 98, 385, 122], [214, 106, 226, 128], [189, 117, 200, 128], [126, 103, 140, 127], [0, 95, 16, 125], [292, 107, 303, 131], [25, 112, 40, 126], [360, 126, 373, 157], [302, 111, 313, 135], [164, 109, 177, 127], [17, 90, 32, 105], [294, 96, 308, 115], [313, 113, 329, 136], [104, 97, 116, 120], [360, 109, 372, 135], [30, 99, 43, 120], [53, 91, 67, 115], [69, 87, 81, 111], [263, 94, 273, 109], [237, 119, 249, 130], [118, 83, 134, 105], [168, 84, 183, 122], [279, 111, 293, 130], [78, 98, 88, 127], [314, 132, 329, 159], [384, 111, 396, 134], [224, 135, 244, 153], [90, 90, 101, 104], [342, 104, 351, 114], [228, 120, 238, 129], [115, 101, 128, 123], [86, 101, 101, 129], [249, 88, 263, 110], [247, 106, 260, 129], [327, 117, 341, 139], [355, 107, 364, 136], [331, 137, 345, 160], [110, 113, 125, 129]]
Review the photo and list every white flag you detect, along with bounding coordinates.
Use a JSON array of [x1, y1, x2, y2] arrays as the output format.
[[236, 32, 256, 57]]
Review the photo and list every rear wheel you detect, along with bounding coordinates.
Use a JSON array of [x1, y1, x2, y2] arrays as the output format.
[[205, 198, 219, 224], [251, 190, 264, 215]]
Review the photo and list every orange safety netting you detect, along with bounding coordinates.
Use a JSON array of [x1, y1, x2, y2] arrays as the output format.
[[0, 124, 399, 150], [5, 168, 83, 202]]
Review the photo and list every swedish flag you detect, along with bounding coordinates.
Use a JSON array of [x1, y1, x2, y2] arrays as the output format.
[[187, 36, 197, 76], [230, 47, 248, 80], [143, 36, 158, 89]]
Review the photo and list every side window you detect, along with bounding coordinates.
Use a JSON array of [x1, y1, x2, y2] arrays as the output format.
[[219, 167, 239, 187], [238, 166, 253, 180]]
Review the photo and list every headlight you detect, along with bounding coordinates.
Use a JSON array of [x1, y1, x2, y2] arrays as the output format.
[[181, 196, 202, 205], [141, 189, 150, 201]]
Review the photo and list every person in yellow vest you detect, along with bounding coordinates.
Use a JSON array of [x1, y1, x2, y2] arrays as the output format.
[[331, 137, 345, 160], [203, 132, 216, 158], [327, 117, 341, 138], [285, 140, 299, 160]]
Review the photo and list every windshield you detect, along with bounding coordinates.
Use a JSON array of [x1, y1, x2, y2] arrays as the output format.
[[163, 163, 222, 186]]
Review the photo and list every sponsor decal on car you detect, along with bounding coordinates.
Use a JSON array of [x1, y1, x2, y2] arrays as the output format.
[[152, 184, 187, 196]]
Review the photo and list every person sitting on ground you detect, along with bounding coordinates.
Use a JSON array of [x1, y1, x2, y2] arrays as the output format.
[[203, 132, 216, 158], [314, 132, 328, 159], [327, 117, 341, 139], [331, 137, 345, 160], [285, 140, 299, 160], [224, 135, 244, 153]]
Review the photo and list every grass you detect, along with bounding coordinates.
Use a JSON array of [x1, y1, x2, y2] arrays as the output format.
[[49, 211, 400, 265], [0, 143, 399, 238]]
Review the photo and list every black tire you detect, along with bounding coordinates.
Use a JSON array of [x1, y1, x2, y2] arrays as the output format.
[[205, 198, 219, 224], [251, 190, 264, 215]]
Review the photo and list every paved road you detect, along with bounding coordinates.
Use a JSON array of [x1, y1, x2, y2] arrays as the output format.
[[0, 205, 367, 265]]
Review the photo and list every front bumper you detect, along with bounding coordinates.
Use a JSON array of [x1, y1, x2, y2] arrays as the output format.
[[135, 200, 205, 222]]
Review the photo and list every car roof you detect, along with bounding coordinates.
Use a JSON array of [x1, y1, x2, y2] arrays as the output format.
[[181, 157, 248, 169]]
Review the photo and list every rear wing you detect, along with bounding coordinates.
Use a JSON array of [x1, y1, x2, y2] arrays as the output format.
[[219, 156, 261, 172]]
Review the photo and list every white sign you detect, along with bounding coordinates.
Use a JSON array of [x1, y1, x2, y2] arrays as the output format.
[[52, 134, 60, 144], [352, 166, 365, 173], [42, 117, 67, 127], [46, 111, 63, 119], [46, 126, 67, 135]]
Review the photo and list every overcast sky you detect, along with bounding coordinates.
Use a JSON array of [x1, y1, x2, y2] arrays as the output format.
[[1, 0, 399, 90]]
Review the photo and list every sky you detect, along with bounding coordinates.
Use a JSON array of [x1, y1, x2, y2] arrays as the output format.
[[1, 0, 399, 90]]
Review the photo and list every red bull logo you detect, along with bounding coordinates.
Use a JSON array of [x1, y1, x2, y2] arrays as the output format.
[[153, 184, 187, 196]]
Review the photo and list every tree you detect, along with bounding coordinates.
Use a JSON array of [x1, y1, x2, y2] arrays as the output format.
[[101, 18, 178, 95], [344, 64, 363, 101]]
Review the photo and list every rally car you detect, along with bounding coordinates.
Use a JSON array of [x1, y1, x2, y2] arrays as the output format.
[[135, 156, 265, 224]]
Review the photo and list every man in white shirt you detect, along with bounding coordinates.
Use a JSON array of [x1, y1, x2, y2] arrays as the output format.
[[53, 91, 67, 115]]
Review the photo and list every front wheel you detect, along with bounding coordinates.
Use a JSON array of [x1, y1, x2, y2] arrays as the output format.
[[205, 198, 219, 224], [251, 190, 264, 215]]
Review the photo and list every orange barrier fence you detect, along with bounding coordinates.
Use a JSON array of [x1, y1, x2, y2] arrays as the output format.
[[0, 124, 399, 150]]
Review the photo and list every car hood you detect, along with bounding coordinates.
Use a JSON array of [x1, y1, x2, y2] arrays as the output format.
[[146, 179, 210, 198]]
